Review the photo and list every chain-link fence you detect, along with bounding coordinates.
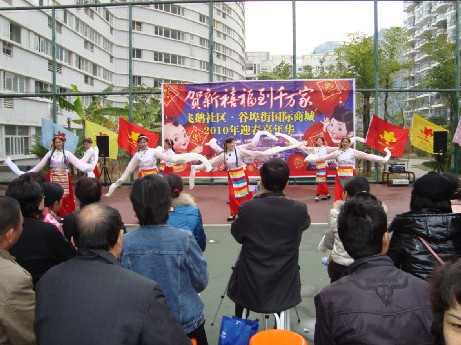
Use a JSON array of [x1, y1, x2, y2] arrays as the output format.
[[0, 0, 459, 182]]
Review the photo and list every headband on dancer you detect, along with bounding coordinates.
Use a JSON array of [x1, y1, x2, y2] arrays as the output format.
[[137, 134, 148, 143], [53, 133, 67, 142]]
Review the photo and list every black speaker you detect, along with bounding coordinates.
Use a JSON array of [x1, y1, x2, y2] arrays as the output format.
[[96, 135, 109, 157], [433, 131, 447, 154]]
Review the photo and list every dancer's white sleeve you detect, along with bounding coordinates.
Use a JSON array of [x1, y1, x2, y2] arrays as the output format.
[[353, 147, 391, 163], [106, 154, 139, 197], [67, 149, 98, 173], [205, 138, 222, 154], [240, 131, 278, 149], [4, 152, 52, 175], [155, 147, 212, 172]]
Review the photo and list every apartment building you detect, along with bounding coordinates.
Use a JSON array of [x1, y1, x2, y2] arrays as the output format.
[[0, 0, 246, 163]]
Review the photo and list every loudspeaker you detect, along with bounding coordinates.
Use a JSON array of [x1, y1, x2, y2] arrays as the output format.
[[433, 131, 447, 154], [96, 135, 109, 157]]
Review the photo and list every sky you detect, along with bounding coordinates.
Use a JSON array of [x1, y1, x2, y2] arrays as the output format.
[[245, 1, 405, 55]]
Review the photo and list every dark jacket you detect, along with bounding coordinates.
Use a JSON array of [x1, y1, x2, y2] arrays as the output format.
[[10, 218, 75, 286], [387, 209, 461, 280], [314, 255, 434, 345], [227, 193, 310, 313], [35, 249, 191, 345]]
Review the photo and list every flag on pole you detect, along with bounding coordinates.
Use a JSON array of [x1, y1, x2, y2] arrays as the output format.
[[365, 114, 409, 157], [118, 118, 159, 155], [453, 118, 461, 146], [41, 118, 79, 154], [85, 120, 119, 160], [410, 114, 448, 153]]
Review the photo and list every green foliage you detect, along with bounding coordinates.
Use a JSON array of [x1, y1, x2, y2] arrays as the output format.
[[421, 32, 456, 123], [30, 133, 48, 159], [297, 64, 315, 79], [257, 61, 292, 80], [125, 86, 163, 133]]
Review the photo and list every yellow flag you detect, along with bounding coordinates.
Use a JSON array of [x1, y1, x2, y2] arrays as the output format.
[[85, 120, 119, 160], [410, 114, 448, 153]]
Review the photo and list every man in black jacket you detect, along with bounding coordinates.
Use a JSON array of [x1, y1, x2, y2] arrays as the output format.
[[35, 203, 191, 345], [314, 193, 434, 345], [227, 158, 311, 317]]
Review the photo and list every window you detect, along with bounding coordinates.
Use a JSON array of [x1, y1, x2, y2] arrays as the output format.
[[132, 48, 142, 59], [84, 7, 94, 19], [48, 61, 62, 74], [3, 72, 26, 92], [200, 37, 209, 47], [199, 14, 208, 24], [154, 3, 184, 16], [9, 22, 21, 44], [132, 75, 142, 86], [35, 81, 50, 93], [132, 21, 142, 31], [4, 125, 31, 156], [2, 41, 12, 56], [84, 40, 94, 52], [84, 75, 94, 85], [153, 51, 184, 65], [200, 61, 209, 71]]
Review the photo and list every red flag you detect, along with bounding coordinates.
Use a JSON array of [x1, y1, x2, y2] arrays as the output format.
[[365, 114, 409, 157], [118, 118, 159, 155]]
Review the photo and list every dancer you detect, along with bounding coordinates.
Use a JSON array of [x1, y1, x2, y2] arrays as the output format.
[[276, 133, 363, 202], [106, 134, 211, 197], [81, 138, 99, 179], [192, 131, 298, 221], [305, 137, 391, 201], [159, 138, 175, 176], [4, 134, 98, 217]]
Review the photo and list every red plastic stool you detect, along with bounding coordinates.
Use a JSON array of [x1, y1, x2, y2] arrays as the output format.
[[249, 329, 308, 345]]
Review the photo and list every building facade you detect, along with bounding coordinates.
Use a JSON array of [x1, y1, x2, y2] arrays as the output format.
[[0, 0, 246, 163]]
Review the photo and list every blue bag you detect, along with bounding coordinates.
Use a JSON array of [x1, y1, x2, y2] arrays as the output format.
[[218, 315, 259, 345]]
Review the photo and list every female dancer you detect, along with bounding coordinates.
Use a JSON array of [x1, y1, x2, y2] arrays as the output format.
[[81, 138, 99, 179], [192, 132, 298, 221], [5, 134, 98, 217], [159, 138, 175, 176], [106, 134, 211, 196], [305, 137, 391, 201]]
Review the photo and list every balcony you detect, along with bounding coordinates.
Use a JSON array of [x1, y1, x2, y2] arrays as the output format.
[[433, 1, 451, 14]]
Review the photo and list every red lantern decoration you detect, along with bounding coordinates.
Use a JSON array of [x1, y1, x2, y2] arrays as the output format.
[[304, 80, 351, 115], [287, 153, 308, 171], [163, 84, 187, 119]]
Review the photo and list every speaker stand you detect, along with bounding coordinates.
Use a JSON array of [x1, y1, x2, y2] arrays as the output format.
[[432, 153, 444, 173], [100, 156, 112, 186]]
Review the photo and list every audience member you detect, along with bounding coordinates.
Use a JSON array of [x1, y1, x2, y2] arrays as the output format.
[[164, 173, 206, 251], [388, 172, 461, 280], [0, 196, 35, 345], [35, 204, 190, 345], [430, 258, 461, 345], [62, 177, 102, 241], [121, 174, 209, 344], [6, 175, 74, 286], [314, 193, 434, 345], [227, 158, 311, 317], [318, 176, 370, 282], [41, 182, 64, 233]]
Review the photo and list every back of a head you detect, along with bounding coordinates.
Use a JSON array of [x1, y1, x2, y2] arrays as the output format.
[[337, 193, 387, 260], [130, 174, 171, 226], [260, 158, 290, 192], [73, 203, 122, 250], [75, 177, 102, 206], [164, 173, 184, 199], [5, 175, 43, 218], [343, 176, 370, 197], [411, 172, 453, 213], [42, 182, 64, 208], [0, 196, 22, 237]]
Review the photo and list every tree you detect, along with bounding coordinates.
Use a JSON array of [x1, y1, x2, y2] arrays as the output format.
[[125, 86, 162, 133], [421, 32, 456, 124], [379, 27, 413, 120], [257, 61, 292, 80], [297, 64, 315, 79], [55, 84, 127, 131], [335, 33, 375, 137]]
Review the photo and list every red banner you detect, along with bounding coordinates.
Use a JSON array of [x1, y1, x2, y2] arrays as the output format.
[[118, 118, 159, 155], [366, 114, 408, 157]]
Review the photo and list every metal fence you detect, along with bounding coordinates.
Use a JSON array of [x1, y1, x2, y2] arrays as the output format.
[[0, 0, 460, 180]]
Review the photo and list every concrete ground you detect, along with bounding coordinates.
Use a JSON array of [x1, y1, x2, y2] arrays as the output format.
[[200, 224, 326, 345]]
